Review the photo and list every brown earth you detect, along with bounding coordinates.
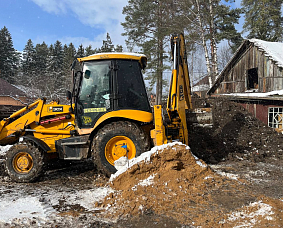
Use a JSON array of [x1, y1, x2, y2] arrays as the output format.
[[96, 144, 283, 227], [189, 97, 283, 164], [94, 98, 283, 227]]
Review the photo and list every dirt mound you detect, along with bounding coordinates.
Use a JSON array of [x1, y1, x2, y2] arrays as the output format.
[[189, 98, 283, 164], [94, 143, 283, 227]]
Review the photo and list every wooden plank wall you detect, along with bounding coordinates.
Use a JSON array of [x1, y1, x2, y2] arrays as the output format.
[[216, 44, 283, 94], [0, 96, 27, 106]]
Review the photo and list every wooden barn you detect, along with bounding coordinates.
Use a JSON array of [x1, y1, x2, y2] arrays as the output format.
[[208, 39, 283, 132], [0, 78, 27, 119], [208, 39, 283, 94]]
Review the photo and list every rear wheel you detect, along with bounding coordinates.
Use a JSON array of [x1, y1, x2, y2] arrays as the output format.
[[92, 121, 150, 177], [5, 142, 44, 183]]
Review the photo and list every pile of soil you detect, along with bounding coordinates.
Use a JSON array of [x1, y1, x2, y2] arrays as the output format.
[[96, 143, 283, 227], [189, 97, 283, 164]]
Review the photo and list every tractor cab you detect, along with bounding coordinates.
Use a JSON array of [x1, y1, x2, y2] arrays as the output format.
[[74, 53, 151, 129]]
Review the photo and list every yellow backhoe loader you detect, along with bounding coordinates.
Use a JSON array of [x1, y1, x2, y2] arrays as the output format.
[[0, 34, 200, 182]]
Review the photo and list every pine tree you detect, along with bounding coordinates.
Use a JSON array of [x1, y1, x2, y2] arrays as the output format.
[[0, 26, 19, 84], [85, 45, 95, 56], [76, 44, 85, 58], [22, 39, 37, 88], [100, 33, 114, 52], [242, 0, 283, 41], [34, 42, 49, 95], [62, 43, 76, 91], [114, 45, 123, 52], [48, 40, 65, 99], [178, 0, 242, 85], [122, 0, 175, 104], [35, 42, 49, 71], [214, 1, 243, 51], [97, 33, 123, 53]]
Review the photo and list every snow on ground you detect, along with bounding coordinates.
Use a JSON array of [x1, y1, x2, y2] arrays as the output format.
[[216, 171, 239, 180], [0, 145, 12, 156], [0, 142, 192, 225], [224, 200, 275, 227], [0, 184, 113, 225], [66, 188, 114, 211], [0, 144, 280, 226], [0, 196, 55, 224]]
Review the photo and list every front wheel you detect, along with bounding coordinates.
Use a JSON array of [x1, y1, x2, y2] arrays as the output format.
[[92, 121, 150, 177], [5, 142, 44, 183]]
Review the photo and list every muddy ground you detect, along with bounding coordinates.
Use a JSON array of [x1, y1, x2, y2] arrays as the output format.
[[0, 97, 282, 227]]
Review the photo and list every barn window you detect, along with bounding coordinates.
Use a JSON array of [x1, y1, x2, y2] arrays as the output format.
[[268, 107, 283, 129], [247, 68, 258, 90]]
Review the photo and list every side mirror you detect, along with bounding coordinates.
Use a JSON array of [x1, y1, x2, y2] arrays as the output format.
[[66, 90, 72, 100], [71, 59, 77, 69], [85, 70, 91, 79]]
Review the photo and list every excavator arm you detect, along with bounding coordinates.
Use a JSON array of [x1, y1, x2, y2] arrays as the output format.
[[0, 98, 75, 148], [0, 99, 45, 144], [151, 33, 192, 146]]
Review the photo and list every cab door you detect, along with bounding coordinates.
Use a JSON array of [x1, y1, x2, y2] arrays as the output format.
[[77, 60, 112, 128]]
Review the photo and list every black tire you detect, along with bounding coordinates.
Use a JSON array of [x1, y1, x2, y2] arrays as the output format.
[[5, 141, 44, 183], [92, 121, 150, 177]]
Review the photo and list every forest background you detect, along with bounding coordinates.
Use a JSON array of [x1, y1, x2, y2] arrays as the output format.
[[0, 0, 282, 104]]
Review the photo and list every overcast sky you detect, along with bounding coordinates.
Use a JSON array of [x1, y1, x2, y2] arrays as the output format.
[[0, 0, 243, 52]]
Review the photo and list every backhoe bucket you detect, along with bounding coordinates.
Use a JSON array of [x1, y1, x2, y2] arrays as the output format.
[[186, 108, 213, 128]]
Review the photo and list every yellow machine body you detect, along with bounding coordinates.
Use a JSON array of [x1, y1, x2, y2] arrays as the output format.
[[0, 35, 195, 182], [151, 33, 193, 146], [0, 99, 75, 152]]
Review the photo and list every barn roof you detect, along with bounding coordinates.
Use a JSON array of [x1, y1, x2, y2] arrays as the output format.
[[208, 39, 283, 95], [0, 78, 26, 97], [250, 39, 283, 68], [192, 75, 210, 92]]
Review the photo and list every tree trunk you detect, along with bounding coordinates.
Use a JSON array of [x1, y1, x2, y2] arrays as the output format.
[[156, 38, 164, 105], [209, 0, 218, 83], [196, 0, 212, 88], [156, 1, 164, 105]]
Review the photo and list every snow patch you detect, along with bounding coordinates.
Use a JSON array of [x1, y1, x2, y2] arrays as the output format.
[[132, 174, 156, 191], [0, 186, 114, 224], [138, 174, 156, 187], [204, 176, 213, 180], [67, 188, 114, 211], [225, 201, 274, 227], [193, 154, 207, 168], [114, 156, 128, 171], [0, 196, 55, 224], [0, 145, 12, 156], [216, 171, 239, 180]]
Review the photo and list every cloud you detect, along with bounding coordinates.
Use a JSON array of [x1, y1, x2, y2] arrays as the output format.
[[31, 0, 127, 25], [31, 0, 128, 48], [31, 0, 68, 14]]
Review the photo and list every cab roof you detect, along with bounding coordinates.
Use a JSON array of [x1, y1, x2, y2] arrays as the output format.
[[78, 52, 147, 69], [79, 52, 145, 61]]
